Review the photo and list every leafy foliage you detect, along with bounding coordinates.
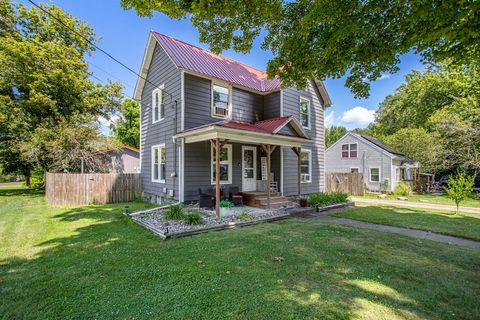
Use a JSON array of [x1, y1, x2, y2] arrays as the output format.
[[445, 170, 475, 214], [0, 0, 122, 181], [238, 209, 254, 221], [308, 192, 349, 207], [325, 126, 347, 148], [111, 99, 140, 149], [220, 200, 234, 208], [183, 211, 203, 225], [164, 203, 184, 220], [122, 0, 480, 97], [394, 181, 412, 196], [372, 63, 480, 175]]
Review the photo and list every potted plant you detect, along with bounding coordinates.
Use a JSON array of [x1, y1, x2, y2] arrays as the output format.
[[220, 200, 234, 217], [299, 197, 308, 207]]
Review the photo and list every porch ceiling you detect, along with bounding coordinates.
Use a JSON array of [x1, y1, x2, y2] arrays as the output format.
[[173, 125, 312, 147]]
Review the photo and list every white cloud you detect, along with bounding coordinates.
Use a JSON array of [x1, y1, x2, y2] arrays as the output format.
[[324, 110, 335, 128], [341, 106, 375, 127], [378, 74, 390, 80]]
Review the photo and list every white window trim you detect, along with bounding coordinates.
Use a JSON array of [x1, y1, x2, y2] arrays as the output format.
[[152, 84, 165, 124], [299, 96, 311, 129], [151, 143, 166, 183], [300, 148, 312, 184], [369, 167, 380, 183], [210, 143, 233, 184], [350, 167, 360, 173], [211, 81, 232, 119]]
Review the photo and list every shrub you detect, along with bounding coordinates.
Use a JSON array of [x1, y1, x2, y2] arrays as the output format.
[[445, 169, 475, 214], [238, 209, 254, 221], [220, 200, 234, 208], [164, 203, 184, 220], [308, 192, 348, 207], [184, 211, 203, 225], [394, 181, 411, 196]]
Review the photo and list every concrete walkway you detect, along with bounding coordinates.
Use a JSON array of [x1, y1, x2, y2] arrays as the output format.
[[312, 213, 480, 249], [351, 197, 480, 214]]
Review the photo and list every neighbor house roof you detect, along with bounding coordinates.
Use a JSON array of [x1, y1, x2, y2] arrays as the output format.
[[134, 31, 332, 107], [355, 134, 406, 157], [97, 145, 140, 154]]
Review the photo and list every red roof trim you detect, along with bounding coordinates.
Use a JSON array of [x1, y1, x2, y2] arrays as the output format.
[[97, 145, 139, 154]]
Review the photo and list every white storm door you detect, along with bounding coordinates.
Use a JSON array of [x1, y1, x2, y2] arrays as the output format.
[[242, 146, 257, 191]]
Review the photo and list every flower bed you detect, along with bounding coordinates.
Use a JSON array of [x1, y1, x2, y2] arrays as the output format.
[[132, 205, 290, 239]]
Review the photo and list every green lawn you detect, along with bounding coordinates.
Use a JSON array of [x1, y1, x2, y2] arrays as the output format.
[[358, 193, 480, 208], [1, 187, 480, 319], [332, 204, 480, 241]]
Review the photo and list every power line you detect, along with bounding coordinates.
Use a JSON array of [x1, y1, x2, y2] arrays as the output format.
[[89, 61, 136, 90], [26, 0, 178, 104]]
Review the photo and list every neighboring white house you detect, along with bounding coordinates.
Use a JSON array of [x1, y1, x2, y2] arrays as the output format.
[[325, 132, 419, 192]]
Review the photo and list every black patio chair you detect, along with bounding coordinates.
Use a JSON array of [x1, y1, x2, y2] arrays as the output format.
[[198, 188, 215, 209], [229, 186, 243, 206]]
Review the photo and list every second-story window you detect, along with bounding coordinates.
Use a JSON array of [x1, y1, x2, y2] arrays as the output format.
[[299, 97, 310, 128], [212, 83, 230, 118], [152, 84, 165, 123], [341, 143, 357, 158]]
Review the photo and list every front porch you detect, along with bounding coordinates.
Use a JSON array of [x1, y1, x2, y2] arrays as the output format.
[[175, 117, 312, 218]]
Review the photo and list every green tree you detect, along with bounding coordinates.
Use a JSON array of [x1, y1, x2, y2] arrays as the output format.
[[121, 0, 480, 97], [383, 128, 441, 174], [111, 99, 140, 149], [445, 170, 475, 214], [324, 126, 347, 148], [0, 0, 122, 183]]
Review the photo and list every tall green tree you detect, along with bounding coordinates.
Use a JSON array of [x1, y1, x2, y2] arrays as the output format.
[[111, 99, 140, 149], [121, 0, 480, 97], [0, 0, 122, 182], [324, 126, 347, 148], [373, 63, 480, 175]]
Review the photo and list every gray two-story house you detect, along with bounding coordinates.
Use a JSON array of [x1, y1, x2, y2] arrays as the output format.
[[134, 31, 332, 210]]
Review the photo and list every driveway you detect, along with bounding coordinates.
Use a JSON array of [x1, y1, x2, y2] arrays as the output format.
[[351, 197, 480, 214]]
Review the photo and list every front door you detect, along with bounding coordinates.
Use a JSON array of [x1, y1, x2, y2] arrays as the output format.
[[242, 146, 257, 191]]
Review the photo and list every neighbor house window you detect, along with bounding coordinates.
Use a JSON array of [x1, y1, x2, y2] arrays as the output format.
[[341, 143, 357, 158], [212, 83, 230, 118], [211, 143, 232, 184], [299, 97, 310, 128], [350, 168, 359, 173], [370, 168, 380, 182], [152, 85, 165, 123], [152, 144, 166, 183], [300, 149, 312, 183]]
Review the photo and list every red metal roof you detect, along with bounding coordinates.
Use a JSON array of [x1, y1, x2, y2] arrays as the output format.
[[152, 31, 282, 93], [178, 116, 307, 139]]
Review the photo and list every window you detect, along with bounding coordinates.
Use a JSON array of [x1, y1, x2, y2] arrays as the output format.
[[300, 149, 312, 183], [211, 144, 232, 184], [212, 84, 230, 118], [370, 168, 380, 182], [152, 144, 166, 183], [341, 143, 357, 158], [152, 85, 165, 123], [350, 168, 359, 173], [299, 97, 310, 128]]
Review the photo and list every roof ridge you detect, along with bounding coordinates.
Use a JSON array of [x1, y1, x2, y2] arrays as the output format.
[[152, 31, 271, 79]]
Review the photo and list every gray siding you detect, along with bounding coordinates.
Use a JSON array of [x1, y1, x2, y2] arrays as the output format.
[[281, 81, 325, 196], [140, 43, 182, 202], [264, 91, 281, 118], [325, 134, 394, 191], [184, 74, 263, 130]]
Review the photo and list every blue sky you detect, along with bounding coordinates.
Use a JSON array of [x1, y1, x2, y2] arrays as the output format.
[[20, 0, 424, 131]]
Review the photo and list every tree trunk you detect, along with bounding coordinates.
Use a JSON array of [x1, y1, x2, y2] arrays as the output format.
[[25, 175, 31, 188]]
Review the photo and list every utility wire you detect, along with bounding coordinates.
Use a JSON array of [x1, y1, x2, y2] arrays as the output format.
[[26, 0, 178, 104]]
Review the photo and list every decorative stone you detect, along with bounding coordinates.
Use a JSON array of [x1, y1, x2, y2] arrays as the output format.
[[378, 194, 387, 199], [397, 197, 408, 201]]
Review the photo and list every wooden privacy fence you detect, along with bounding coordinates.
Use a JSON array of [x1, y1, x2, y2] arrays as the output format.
[[326, 172, 365, 196], [46, 173, 140, 207]]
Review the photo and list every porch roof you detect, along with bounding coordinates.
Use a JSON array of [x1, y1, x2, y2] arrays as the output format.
[[173, 117, 312, 147]]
